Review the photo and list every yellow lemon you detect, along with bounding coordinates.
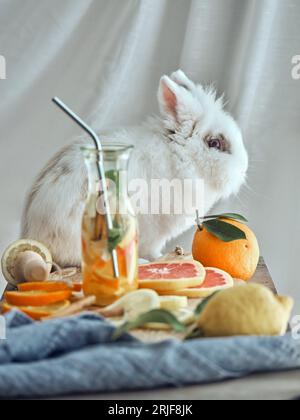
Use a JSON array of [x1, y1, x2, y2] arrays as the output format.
[[197, 284, 293, 337]]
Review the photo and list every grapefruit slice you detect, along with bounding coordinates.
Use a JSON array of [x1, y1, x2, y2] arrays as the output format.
[[138, 261, 205, 292], [2, 300, 70, 321], [159, 267, 233, 298]]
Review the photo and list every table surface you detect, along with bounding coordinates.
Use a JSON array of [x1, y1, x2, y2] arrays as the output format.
[[53, 369, 300, 401], [53, 257, 296, 401], [249, 257, 277, 293]]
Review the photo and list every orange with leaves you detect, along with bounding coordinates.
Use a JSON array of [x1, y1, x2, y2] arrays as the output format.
[[192, 217, 260, 281]]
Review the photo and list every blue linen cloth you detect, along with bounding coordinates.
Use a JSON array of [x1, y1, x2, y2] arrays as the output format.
[[0, 310, 300, 398]]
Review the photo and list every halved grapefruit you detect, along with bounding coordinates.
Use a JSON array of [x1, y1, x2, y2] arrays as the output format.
[[159, 267, 233, 298], [138, 261, 205, 292]]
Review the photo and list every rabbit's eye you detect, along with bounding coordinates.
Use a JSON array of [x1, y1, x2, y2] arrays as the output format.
[[205, 135, 229, 153], [208, 139, 222, 149]]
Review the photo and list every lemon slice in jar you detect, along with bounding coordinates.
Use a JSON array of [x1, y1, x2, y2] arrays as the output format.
[[118, 217, 137, 250]]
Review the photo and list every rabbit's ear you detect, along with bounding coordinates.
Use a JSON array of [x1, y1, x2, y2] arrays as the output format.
[[170, 70, 195, 92], [158, 75, 201, 123], [158, 76, 179, 118]]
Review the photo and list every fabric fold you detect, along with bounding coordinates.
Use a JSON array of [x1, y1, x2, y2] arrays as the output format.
[[0, 311, 300, 398]]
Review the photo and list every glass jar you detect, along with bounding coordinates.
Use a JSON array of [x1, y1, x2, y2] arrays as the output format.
[[81, 144, 138, 306]]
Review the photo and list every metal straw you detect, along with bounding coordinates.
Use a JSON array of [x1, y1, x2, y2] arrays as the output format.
[[52, 97, 120, 278]]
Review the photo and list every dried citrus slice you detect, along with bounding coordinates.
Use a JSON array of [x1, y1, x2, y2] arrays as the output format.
[[138, 261, 205, 291], [159, 267, 234, 298], [1, 239, 52, 286], [5, 290, 72, 307], [2, 300, 70, 321]]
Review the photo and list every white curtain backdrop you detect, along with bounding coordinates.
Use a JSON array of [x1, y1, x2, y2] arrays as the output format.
[[0, 0, 299, 309]]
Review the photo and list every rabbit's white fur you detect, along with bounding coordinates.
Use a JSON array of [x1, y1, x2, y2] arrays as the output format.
[[22, 70, 248, 266]]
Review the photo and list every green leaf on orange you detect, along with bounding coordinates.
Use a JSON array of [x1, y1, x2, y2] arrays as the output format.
[[202, 213, 248, 223], [203, 219, 247, 242]]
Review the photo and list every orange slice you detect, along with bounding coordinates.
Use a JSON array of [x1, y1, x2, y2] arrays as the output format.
[[5, 290, 72, 307], [18, 281, 71, 292], [49, 268, 83, 292], [72, 282, 83, 292], [158, 267, 234, 298], [2, 300, 70, 321], [18, 281, 82, 293], [138, 261, 205, 292]]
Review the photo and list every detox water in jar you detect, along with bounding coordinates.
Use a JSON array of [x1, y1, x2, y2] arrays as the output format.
[[81, 144, 138, 306]]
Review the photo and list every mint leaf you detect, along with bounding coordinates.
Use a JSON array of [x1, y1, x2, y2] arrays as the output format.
[[203, 219, 247, 242], [112, 309, 187, 339], [195, 292, 219, 316], [108, 227, 123, 252], [185, 293, 220, 340], [106, 170, 119, 187]]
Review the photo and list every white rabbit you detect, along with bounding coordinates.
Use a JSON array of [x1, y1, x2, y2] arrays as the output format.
[[22, 70, 248, 267]]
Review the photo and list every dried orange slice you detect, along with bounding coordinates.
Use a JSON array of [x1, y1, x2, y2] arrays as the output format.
[[2, 300, 70, 321], [5, 290, 72, 307]]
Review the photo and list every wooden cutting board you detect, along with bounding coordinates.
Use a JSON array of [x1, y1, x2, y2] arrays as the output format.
[[131, 257, 276, 342], [50, 256, 276, 343]]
